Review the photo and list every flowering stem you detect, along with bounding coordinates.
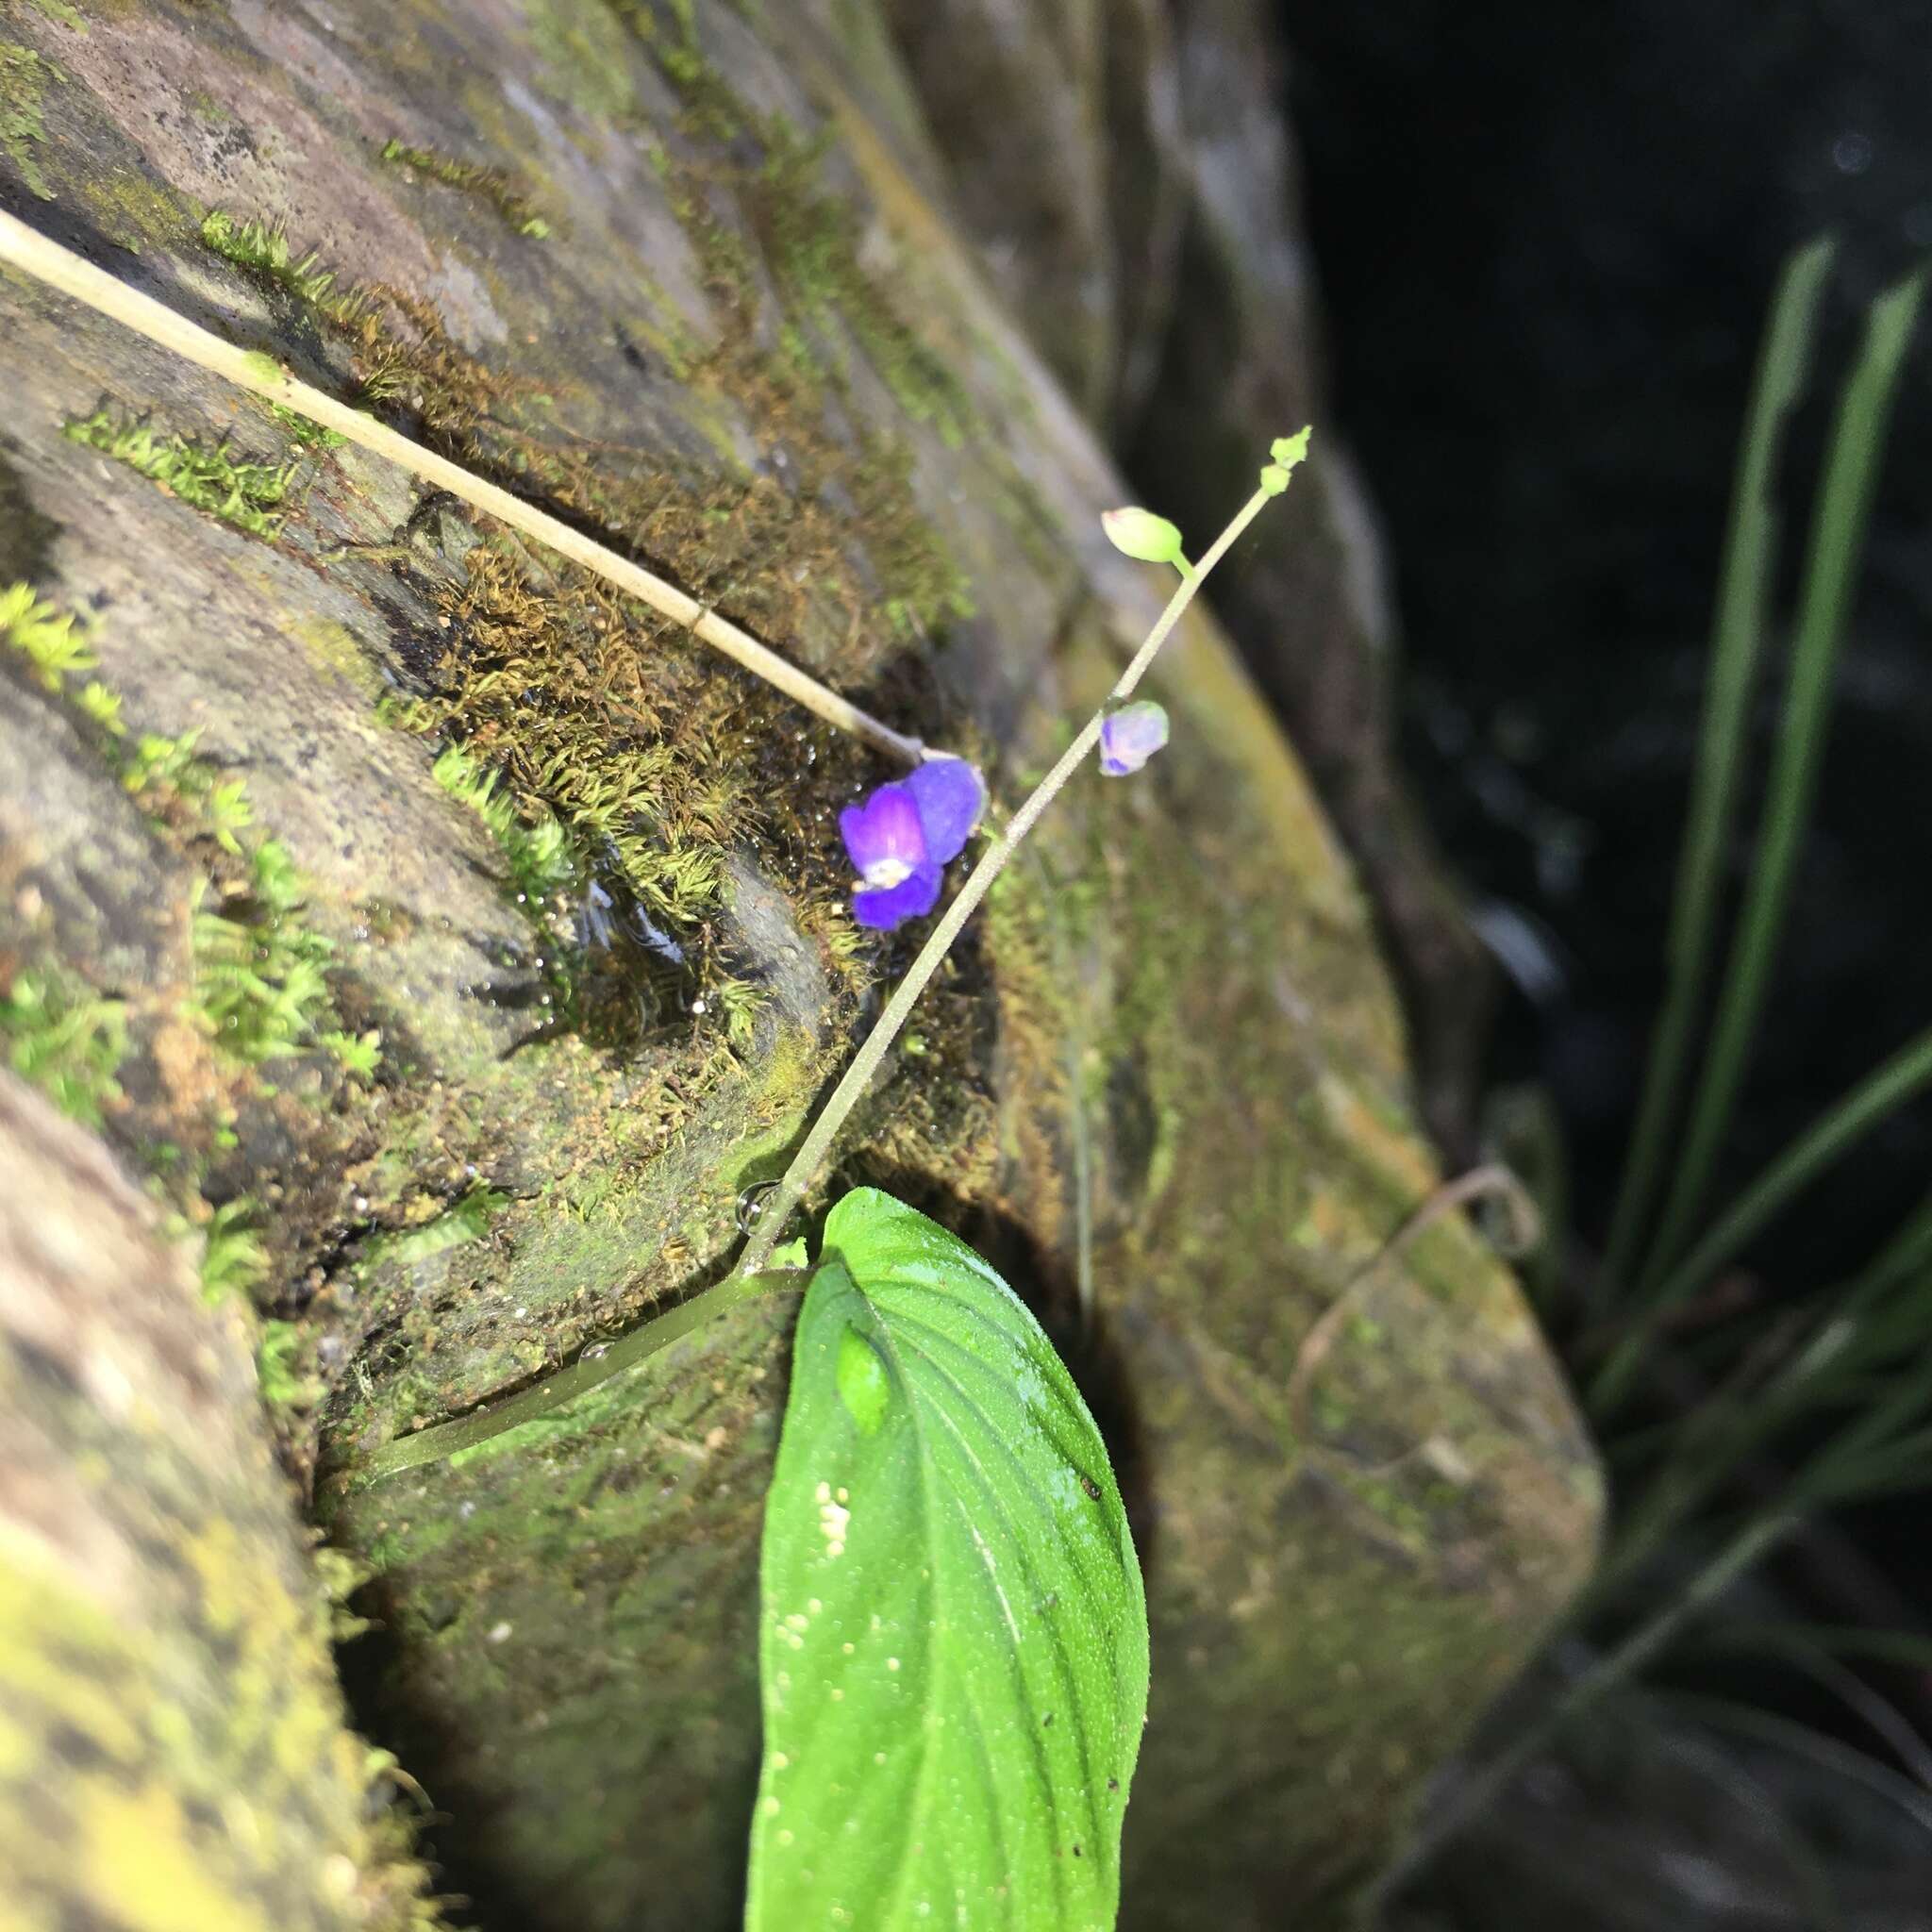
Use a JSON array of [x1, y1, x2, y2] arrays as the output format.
[[341, 458, 1302, 1484], [739, 471, 1294, 1273], [0, 208, 924, 764]]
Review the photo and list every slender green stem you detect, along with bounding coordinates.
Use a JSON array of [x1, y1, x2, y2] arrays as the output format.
[[737, 473, 1296, 1274], [327, 1267, 804, 1489], [1591, 1018, 1932, 1417], [1601, 236, 1836, 1289], [1638, 263, 1927, 1292]]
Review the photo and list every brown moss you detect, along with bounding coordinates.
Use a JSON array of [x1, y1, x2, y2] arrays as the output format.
[[376, 136, 551, 238]]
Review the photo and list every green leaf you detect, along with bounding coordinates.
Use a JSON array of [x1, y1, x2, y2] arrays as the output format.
[[749, 1188, 1148, 1932]]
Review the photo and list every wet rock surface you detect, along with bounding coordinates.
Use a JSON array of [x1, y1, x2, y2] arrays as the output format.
[[0, 5, 1595, 1926]]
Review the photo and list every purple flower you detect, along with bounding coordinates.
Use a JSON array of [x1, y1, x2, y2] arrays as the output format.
[[840, 756, 986, 931], [1098, 700, 1170, 775], [904, 756, 984, 865]]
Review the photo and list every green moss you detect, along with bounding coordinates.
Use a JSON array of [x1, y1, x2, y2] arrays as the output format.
[[399, 545, 759, 1021], [527, 0, 637, 120], [197, 209, 366, 325], [23, 0, 85, 25], [634, 11, 974, 447], [0, 41, 55, 201], [257, 1319, 323, 1411], [192, 1198, 270, 1307], [0, 965, 127, 1128], [291, 618, 383, 701], [0, 577, 93, 689], [429, 740, 578, 908], [264, 401, 347, 450], [61, 405, 296, 540], [77, 165, 190, 252], [115, 726, 373, 1077], [190, 841, 340, 1065], [368, 1184, 508, 1268], [377, 137, 550, 237]]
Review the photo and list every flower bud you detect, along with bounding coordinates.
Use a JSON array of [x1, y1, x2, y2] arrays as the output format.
[[1269, 427, 1312, 473], [1098, 700, 1171, 776], [1101, 507, 1184, 565]]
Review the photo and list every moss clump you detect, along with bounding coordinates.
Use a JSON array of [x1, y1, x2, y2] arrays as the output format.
[[0, 966, 127, 1128], [114, 728, 366, 1070], [198, 210, 367, 325], [0, 41, 56, 201], [192, 1197, 271, 1307], [526, 0, 638, 120], [257, 1318, 324, 1411], [366, 1183, 508, 1268], [265, 401, 347, 450], [6, 606, 375, 1089], [190, 844, 340, 1067], [428, 741, 577, 909], [398, 548, 793, 1051], [634, 8, 974, 446], [413, 547, 747, 924], [0, 577, 93, 690], [377, 137, 550, 237], [62, 405, 296, 540]]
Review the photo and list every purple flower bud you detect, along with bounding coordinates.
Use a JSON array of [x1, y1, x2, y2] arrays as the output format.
[[1098, 700, 1170, 776]]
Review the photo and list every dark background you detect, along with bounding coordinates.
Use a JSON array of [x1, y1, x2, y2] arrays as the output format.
[[1275, 0, 1932, 1300], [1269, 7, 1932, 1911]]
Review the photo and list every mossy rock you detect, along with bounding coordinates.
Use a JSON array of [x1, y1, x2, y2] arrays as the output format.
[[0, 1073, 440, 1932], [0, 4, 1598, 1928]]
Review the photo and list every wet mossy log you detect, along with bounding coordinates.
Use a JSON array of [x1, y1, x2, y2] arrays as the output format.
[[0, 4, 1599, 1929]]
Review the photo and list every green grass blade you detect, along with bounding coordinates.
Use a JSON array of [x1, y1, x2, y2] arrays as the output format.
[[1662, 1693, 1932, 1842], [1396, 1511, 1794, 1873], [1638, 263, 1929, 1292], [1698, 1622, 1932, 1673], [1603, 235, 1838, 1289], [1591, 1019, 1932, 1416]]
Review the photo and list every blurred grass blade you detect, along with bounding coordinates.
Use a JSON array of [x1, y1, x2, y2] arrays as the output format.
[[1701, 1622, 1932, 1674], [1638, 262, 1929, 1294], [1770, 1639, 1932, 1788], [1396, 1510, 1793, 1872], [1836, 1186, 1932, 1318], [1591, 1019, 1932, 1415], [1603, 235, 1838, 1289], [1663, 1693, 1932, 1840]]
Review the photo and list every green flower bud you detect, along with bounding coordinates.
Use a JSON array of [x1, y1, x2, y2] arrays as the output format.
[[1101, 506, 1185, 564], [1269, 427, 1312, 473]]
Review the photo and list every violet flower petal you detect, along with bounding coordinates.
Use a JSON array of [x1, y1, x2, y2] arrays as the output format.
[[853, 862, 943, 931], [905, 756, 986, 865], [1098, 700, 1171, 776], [840, 782, 929, 888]]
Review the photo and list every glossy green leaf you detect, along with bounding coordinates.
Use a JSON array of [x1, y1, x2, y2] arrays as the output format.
[[748, 1188, 1148, 1932]]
